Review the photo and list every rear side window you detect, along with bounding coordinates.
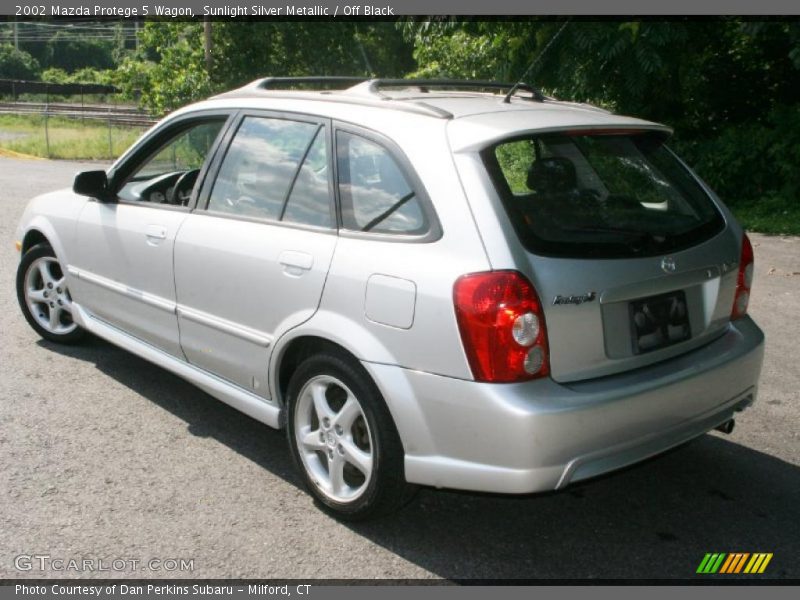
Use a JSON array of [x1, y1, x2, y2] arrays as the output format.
[[336, 131, 427, 235], [485, 132, 724, 258], [207, 116, 332, 227]]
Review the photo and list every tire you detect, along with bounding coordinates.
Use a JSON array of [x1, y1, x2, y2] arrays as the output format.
[[286, 352, 415, 520], [16, 243, 85, 344]]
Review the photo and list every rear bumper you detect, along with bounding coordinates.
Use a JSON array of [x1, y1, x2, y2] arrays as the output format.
[[363, 316, 765, 494]]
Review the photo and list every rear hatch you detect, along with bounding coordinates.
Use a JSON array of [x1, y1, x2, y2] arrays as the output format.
[[465, 124, 741, 383]]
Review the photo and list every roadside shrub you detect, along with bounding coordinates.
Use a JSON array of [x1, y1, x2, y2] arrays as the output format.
[[0, 44, 41, 80], [40, 68, 69, 83], [41, 67, 115, 86], [674, 104, 800, 209], [42, 31, 115, 72]]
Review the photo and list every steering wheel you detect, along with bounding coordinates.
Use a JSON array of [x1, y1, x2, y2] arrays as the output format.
[[167, 169, 200, 206]]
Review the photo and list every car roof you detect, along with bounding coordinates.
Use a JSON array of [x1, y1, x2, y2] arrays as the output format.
[[188, 78, 671, 152]]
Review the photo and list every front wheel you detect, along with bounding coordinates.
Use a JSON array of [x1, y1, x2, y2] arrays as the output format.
[[286, 352, 414, 520], [16, 243, 85, 344]]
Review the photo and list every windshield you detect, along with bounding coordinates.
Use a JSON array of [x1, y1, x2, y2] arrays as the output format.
[[483, 131, 725, 258]]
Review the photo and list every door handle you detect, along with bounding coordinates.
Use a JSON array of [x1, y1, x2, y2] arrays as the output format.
[[145, 225, 167, 241], [279, 250, 313, 276]]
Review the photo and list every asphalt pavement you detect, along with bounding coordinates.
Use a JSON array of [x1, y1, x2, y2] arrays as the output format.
[[0, 157, 798, 580]]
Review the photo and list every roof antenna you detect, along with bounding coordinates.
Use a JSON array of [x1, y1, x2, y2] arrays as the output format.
[[354, 24, 374, 76], [504, 19, 571, 104]]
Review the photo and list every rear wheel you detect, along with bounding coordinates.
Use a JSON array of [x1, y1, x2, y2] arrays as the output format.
[[286, 352, 414, 520], [16, 243, 85, 344]]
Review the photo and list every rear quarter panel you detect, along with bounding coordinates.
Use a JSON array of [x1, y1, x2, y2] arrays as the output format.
[[273, 117, 491, 383]]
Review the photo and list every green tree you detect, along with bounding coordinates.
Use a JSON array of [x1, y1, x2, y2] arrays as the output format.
[[209, 22, 412, 90], [119, 21, 414, 115], [117, 22, 211, 115], [0, 44, 41, 79], [41, 30, 116, 73], [403, 20, 800, 211], [404, 20, 800, 127]]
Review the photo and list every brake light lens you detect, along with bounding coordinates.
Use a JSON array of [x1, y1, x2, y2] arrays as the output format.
[[453, 271, 549, 382], [731, 233, 754, 320]]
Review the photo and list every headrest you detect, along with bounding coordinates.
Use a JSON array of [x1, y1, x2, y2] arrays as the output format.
[[526, 157, 577, 194]]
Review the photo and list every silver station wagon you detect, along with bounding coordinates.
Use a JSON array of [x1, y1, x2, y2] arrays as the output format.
[[15, 78, 765, 519]]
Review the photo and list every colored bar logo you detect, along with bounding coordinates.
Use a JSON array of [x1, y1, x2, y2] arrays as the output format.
[[697, 553, 773, 574]]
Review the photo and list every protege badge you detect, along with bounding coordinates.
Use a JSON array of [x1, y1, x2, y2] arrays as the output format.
[[553, 292, 596, 306]]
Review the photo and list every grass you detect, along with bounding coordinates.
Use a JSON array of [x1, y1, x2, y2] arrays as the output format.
[[730, 196, 800, 236], [0, 114, 145, 160]]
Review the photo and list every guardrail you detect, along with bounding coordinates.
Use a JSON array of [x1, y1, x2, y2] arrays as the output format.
[[0, 79, 119, 97], [0, 101, 157, 127]]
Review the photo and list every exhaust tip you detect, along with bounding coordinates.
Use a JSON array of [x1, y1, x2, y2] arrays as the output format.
[[715, 419, 735, 435]]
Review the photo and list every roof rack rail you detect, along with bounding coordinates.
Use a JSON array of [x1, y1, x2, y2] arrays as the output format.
[[256, 76, 368, 90], [362, 79, 546, 102]]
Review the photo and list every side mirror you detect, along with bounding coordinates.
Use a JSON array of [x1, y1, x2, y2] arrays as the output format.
[[73, 170, 113, 202]]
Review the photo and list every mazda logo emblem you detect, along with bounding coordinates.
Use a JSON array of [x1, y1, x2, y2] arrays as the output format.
[[661, 257, 677, 273]]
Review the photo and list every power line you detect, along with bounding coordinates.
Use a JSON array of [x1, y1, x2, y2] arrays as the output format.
[[5, 36, 138, 40], [3, 21, 139, 40], [12, 20, 138, 28]]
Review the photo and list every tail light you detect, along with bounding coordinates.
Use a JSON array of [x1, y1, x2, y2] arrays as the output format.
[[731, 233, 754, 320], [453, 271, 549, 383]]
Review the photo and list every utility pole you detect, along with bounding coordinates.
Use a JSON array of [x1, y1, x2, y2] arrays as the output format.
[[13, 19, 19, 51], [204, 18, 212, 74]]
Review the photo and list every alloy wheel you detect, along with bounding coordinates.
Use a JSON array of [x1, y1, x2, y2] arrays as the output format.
[[293, 374, 374, 503], [24, 256, 77, 336]]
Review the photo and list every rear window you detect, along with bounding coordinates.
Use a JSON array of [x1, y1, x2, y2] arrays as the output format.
[[336, 131, 428, 235], [484, 131, 725, 258]]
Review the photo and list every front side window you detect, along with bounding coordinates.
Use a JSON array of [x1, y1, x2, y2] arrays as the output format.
[[207, 116, 332, 227], [336, 132, 427, 235], [118, 120, 225, 206], [486, 131, 724, 258]]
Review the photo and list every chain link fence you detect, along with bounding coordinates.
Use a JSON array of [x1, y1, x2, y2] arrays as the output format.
[[0, 79, 156, 160]]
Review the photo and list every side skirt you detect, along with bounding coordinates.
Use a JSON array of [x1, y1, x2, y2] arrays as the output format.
[[71, 303, 283, 429]]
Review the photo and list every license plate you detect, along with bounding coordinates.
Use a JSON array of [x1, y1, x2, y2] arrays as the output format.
[[629, 290, 691, 354]]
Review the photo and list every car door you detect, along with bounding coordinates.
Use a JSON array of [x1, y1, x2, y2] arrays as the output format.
[[69, 114, 231, 357], [173, 112, 338, 398]]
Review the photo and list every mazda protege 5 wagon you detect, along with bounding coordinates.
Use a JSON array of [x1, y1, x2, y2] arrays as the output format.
[[15, 78, 765, 519]]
